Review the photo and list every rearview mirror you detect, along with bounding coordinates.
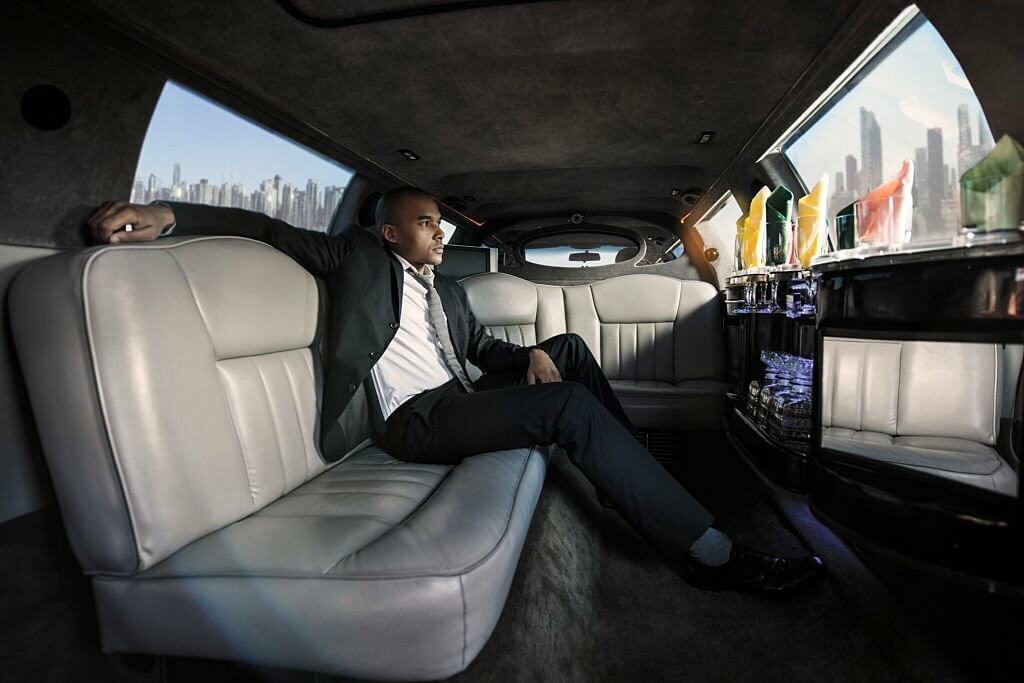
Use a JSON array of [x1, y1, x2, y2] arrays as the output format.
[[568, 251, 601, 262]]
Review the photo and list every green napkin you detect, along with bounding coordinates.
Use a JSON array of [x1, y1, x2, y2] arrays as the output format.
[[766, 186, 793, 224], [765, 186, 793, 265], [961, 134, 1024, 230]]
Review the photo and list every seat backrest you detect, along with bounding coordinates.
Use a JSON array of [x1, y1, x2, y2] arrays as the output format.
[[822, 338, 1001, 444], [462, 272, 722, 383], [9, 236, 329, 575]]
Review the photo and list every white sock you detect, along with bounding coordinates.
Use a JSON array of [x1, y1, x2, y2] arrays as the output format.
[[688, 526, 733, 567]]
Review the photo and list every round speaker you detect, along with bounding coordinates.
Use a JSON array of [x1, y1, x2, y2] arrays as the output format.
[[21, 84, 72, 131]]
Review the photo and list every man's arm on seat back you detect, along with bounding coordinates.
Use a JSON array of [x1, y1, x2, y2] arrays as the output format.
[[87, 200, 352, 280]]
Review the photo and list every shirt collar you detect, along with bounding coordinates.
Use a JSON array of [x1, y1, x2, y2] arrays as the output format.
[[392, 251, 434, 281]]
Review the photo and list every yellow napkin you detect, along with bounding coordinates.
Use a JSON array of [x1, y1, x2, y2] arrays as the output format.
[[734, 214, 747, 272], [961, 134, 1024, 230], [742, 186, 769, 269], [797, 174, 829, 267]]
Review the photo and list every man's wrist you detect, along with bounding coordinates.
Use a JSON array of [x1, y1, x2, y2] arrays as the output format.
[[149, 201, 177, 235]]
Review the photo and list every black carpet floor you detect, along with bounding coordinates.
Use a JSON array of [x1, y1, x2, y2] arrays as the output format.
[[452, 437, 970, 683]]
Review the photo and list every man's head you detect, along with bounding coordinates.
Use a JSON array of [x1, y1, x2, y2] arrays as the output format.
[[376, 187, 444, 271]]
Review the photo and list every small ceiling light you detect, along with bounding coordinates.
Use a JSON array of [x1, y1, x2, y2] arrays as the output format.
[[398, 149, 420, 160], [670, 188, 682, 197], [695, 131, 715, 144]]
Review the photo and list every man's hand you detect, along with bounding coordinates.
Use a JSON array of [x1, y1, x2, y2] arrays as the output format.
[[526, 348, 562, 385], [86, 201, 174, 244]]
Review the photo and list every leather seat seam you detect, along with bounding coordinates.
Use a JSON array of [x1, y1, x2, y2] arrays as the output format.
[[459, 574, 468, 669], [252, 358, 289, 496]]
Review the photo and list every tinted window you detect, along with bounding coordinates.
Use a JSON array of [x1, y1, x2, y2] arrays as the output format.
[[523, 232, 638, 268], [131, 82, 354, 233], [783, 12, 993, 244]]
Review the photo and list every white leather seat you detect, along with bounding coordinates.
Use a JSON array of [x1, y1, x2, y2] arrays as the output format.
[[821, 338, 1018, 495], [461, 272, 728, 430], [8, 236, 546, 680]]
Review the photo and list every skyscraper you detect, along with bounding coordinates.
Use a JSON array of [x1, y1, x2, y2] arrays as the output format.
[[859, 107, 883, 192], [172, 163, 181, 188], [926, 128, 944, 235], [845, 155, 859, 196], [914, 147, 928, 202], [979, 111, 994, 151], [957, 104, 971, 154]]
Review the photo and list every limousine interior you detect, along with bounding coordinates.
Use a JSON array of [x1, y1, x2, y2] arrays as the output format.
[[2, 0, 1022, 681]]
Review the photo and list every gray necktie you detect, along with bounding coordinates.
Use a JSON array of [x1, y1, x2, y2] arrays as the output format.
[[406, 267, 475, 393]]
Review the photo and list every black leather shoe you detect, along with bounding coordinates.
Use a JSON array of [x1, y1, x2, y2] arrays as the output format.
[[683, 543, 825, 595]]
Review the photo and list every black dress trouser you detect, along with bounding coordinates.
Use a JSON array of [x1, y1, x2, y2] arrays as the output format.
[[381, 333, 715, 561]]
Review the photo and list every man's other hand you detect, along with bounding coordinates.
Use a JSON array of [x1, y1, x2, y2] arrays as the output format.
[[526, 348, 562, 385], [87, 201, 174, 244]]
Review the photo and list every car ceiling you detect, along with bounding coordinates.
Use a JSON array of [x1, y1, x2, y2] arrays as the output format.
[[66, 0, 1023, 243], [85, 0, 866, 224]]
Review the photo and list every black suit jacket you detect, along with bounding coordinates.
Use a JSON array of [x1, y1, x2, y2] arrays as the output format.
[[164, 202, 533, 460]]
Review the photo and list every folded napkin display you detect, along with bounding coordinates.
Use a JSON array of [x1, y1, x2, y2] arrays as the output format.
[[961, 134, 1024, 231], [797, 174, 829, 267], [855, 158, 914, 247], [741, 186, 770, 269], [765, 186, 794, 266]]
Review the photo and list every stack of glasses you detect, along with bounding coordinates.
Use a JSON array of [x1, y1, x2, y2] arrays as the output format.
[[745, 351, 813, 444]]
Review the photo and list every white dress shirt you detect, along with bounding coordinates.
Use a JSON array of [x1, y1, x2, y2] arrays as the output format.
[[370, 252, 457, 419]]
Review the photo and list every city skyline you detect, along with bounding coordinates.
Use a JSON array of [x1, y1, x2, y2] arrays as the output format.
[[787, 18, 995, 242], [131, 162, 347, 232]]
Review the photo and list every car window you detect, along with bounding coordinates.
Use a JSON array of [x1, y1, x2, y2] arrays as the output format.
[[523, 231, 639, 268], [441, 219, 458, 245], [693, 194, 744, 288], [130, 81, 354, 233], [782, 10, 993, 245]]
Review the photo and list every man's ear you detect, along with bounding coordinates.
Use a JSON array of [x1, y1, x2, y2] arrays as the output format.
[[380, 223, 398, 245]]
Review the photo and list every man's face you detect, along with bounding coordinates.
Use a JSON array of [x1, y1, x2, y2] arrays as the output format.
[[381, 194, 445, 269]]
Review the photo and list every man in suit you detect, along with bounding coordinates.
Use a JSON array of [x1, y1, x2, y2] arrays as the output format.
[[87, 187, 823, 594]]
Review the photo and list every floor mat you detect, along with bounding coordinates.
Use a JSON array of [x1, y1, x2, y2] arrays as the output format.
[[456, 437, 961, 682]]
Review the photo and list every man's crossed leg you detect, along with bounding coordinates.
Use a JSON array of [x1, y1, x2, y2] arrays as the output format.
[[383, 333, 823, 593]]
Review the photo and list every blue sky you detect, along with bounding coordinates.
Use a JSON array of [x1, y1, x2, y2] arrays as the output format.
[[786, 18, 993, 188], [133, 82, 354, 190]]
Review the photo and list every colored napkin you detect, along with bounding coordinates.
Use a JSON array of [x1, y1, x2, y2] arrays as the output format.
[[742, 186, 770, 269], [765, 186, 793, 266], [855, 159, 914, 246], [961, 134, 1024, 231], [797, 174, 829, 267]]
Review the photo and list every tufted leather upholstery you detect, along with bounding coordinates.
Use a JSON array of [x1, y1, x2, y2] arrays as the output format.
[[821, 337, 1017, 494], [461, 272, 728, 429], [8, 236, 547, 680]]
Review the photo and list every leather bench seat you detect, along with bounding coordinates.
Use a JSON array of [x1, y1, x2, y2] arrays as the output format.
[[822, 338, 1018, 495], [461, 272, 726, 430], [8, 236, 546, 681]]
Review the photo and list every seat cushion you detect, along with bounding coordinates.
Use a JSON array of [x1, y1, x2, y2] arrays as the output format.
[[822, 427, 1002, 475], [609, 379, 730, 430], [92, 444, 548, 681]]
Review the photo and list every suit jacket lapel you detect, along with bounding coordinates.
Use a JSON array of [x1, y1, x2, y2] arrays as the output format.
[[386, 250, 404, 321]]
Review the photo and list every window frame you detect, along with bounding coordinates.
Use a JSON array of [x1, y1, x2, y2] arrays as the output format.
[[518, 226, 645, 270]]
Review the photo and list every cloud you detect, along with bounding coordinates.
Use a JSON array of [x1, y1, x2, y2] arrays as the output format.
[[942, 60, 973, 90], [898, 97, 957, 133]]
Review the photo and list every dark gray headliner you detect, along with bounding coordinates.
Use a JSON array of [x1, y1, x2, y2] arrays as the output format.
[[89, 0, 860, 225], [65, 0, 1024, 244]]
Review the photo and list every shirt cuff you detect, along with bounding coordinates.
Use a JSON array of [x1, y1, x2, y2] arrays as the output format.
[[149, 201, 176, 236]]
